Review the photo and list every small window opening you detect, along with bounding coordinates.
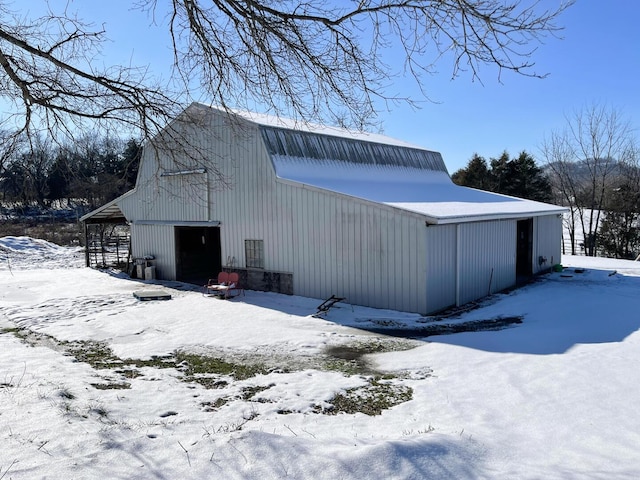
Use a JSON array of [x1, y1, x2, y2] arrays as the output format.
[[245, 239, 264, 269]]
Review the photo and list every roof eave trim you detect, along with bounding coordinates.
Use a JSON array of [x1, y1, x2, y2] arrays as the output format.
[[425, 208, 569, 225], [79, 189, 136, 223], [132, 220, 221, 227]]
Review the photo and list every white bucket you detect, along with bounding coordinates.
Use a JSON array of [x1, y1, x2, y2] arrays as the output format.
[[144, 266, 156, 280]]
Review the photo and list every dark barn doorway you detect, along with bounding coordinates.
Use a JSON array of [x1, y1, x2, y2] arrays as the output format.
[[175, 226, 221, 285], [516, 218, 533, 281]]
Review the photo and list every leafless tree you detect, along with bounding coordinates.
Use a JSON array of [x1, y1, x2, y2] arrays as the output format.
[[0, 134, 55, 207], [164, 0, 573, 126], [542, 104, 637, 256], [0, 0, 573, 173], [543, 130, 579, 254]]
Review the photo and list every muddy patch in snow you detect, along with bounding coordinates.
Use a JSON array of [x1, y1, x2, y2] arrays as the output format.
[[355, 316, 524, 339]]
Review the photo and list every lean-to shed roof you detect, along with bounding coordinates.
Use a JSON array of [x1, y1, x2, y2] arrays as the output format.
[[79, 190, 134, 224]]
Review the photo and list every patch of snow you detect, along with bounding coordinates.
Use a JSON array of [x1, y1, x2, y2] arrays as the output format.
[[0, 236, 84, 270], [0, 235, 70, 253], [2, 239, 640, 479]]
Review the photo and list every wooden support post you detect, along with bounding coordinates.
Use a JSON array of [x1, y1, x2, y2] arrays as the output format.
[[84, 222, 90, 267]]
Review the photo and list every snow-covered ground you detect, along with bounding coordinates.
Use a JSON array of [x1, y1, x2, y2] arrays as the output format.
[[2, 236, 640, 479]]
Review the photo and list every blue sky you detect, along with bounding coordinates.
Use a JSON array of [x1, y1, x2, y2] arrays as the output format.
[[21, 1, 640, 173], [380, 0, 640, 172]]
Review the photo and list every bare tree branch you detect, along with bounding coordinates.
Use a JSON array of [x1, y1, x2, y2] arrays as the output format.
[[0, 0, 573, 167], [151, 0, 575, 128], [0, 6, 181, 147], [541, 103, 637, 256]]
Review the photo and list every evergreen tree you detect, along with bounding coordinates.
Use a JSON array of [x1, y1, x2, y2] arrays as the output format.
[[489, 151, 511, 194], [453, 151, 552, 202], [451, 154, 490, 189], [495, 151, 552, 202]]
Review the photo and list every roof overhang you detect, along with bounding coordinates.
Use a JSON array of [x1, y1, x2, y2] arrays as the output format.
[[80, 190, 134, 224], [131, 220, 221, 227], [385, 201, 569, 225]]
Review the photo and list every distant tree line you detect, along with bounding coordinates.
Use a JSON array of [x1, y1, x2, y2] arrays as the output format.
[[3, 104, 638, 261], [541, 105, 640, 259], [0, 134, 141, 212], [451, 151, 552, 203], [453, 105, 640, 260]]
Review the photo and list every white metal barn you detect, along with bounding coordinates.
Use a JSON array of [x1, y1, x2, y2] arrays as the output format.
[[82, 103, 566, 314]]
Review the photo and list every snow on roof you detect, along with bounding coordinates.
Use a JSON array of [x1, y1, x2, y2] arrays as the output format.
[[190, 103, 566, 223], [230, 108, 430, 151], [271, 158, 566, 223], [387, 199, 566, 224], [188, 102, 443, 154]]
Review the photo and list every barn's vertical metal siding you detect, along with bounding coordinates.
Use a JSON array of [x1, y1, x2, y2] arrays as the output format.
[[457, 220, 517, 306], [424, 225, 457, 313], [121, 153, 209, 223], [130, 223, 177, 279], [269, 181, 427, 313], [213, 117, 296, 273], [118, 105, 563, 315], [121, 108, 294, 277], [423, 220, 517, 312], [533, 214, 563, 272]]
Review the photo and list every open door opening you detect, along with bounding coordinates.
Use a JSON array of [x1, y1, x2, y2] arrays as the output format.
[[516, 219, 533, 282], [175, 226, 221, 285]]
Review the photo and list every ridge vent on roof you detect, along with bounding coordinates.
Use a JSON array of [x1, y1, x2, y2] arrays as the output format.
[[260, 126, 448, 173]]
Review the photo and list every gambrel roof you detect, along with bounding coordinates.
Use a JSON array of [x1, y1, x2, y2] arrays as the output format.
[[230, 106, 566, 224], [81, 103, 566, 226]]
